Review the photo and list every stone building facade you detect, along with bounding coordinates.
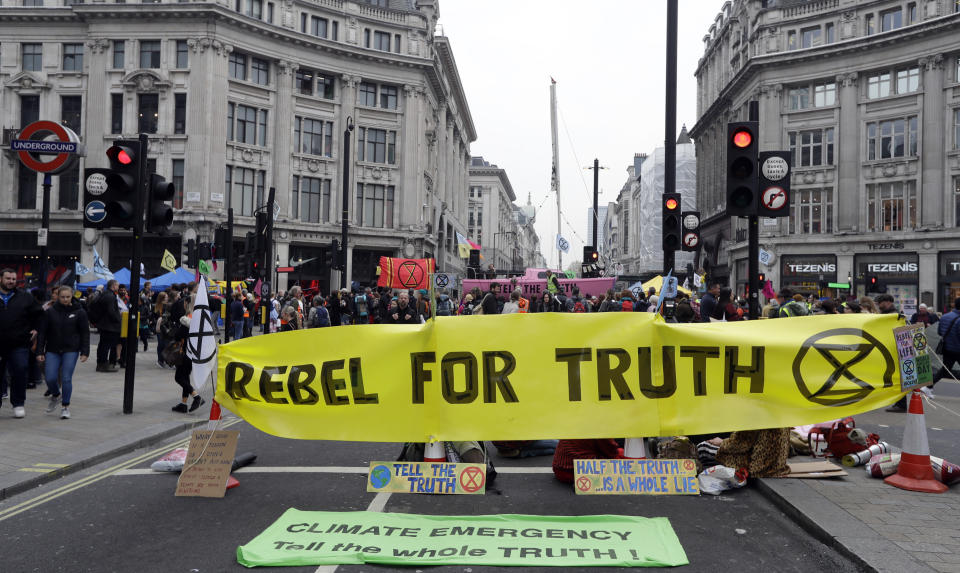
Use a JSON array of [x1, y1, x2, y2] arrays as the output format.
[[690, 0, 960, 313], [0, 0, 479, 294]]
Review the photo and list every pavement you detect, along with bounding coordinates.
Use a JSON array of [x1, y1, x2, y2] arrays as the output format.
[[3, 330, 960, 571]]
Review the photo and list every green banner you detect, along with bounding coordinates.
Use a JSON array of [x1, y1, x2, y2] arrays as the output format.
[[237, 510, 688, 568]]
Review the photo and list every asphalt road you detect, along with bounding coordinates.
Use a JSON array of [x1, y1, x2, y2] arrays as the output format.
[[0, 421, 861, 573]]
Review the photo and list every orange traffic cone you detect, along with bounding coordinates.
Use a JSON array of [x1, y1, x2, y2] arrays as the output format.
[[208, 400, 240, 490], [623, 438, 648, 460], [885, 391, 947, 494]]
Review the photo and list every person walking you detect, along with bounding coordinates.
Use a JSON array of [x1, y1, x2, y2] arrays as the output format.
[[93, 279, 122, 372], [229, 291, 245, 340], [170, 295, 204, 413], [0, 268, 44, 417], [36, 286, 89, 419]]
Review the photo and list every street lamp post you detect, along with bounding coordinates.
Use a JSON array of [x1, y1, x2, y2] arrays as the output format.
[[340, 116, 354, 290]]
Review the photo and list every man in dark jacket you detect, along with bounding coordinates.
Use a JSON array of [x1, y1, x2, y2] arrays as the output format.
[[94, 279, 122, 373], [699, 283, 720, 322], [0, 268, 44, 417], [386, 291, 419, 324], [481, 283, 501, 316], [229, 291, 245, 340]]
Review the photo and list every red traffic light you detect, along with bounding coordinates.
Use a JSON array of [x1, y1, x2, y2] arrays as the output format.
[[732, 129, 753, 148], [665, 197, 679, 210], [590, 251, 599, 261], [107, 145, 135, 165]]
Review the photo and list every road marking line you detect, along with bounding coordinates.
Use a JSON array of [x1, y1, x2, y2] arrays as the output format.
[[114, 466, 553, 476], [314, 491, 393, 573], [878, 424, 889, 428], [17, 469, 52, 473], [932, 427, 943, 431], [0, 418, 241, 522], [34, 463, 68, 468]]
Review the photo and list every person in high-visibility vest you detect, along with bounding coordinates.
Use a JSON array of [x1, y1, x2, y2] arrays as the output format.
[[517, 292, 530, 313]]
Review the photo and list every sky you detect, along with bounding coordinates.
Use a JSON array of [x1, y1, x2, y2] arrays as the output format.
[[437, 0, 723, 269]]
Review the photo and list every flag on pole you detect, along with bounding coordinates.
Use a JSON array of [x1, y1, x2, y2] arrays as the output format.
[[377, 257, 435, 290], [198, 260, 212, 275], [75, 261, 90, 278], [457, 243, 471, 259], [555, 234, 570, 254], [92, 247, 113, 280], [187, 276, 218, 392], [161, 249, 177, 272]]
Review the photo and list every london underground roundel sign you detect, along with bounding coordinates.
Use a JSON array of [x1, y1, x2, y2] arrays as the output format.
[[12, 120, 82, 174]]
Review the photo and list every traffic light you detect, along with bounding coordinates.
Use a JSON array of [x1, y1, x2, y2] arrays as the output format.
[[213, 227, 227, 259], [758, 273, 766, 284], [867, 275, 885, 292], [468, 249, 480, 268], [324, 239, 340, 269], [662, 193, 682, 251], [757, 151, 791, 218], [145, 172, 175, 233], [83, 140, 142, 230], [680, 211, 700, 252], [582, 246, 598, 265], [197, 242, 212, 261], [243, 231, 256, 277], [182, 238, 197, 269], [726, 121, 759, 216]]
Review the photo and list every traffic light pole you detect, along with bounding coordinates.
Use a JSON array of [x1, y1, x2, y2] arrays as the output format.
[[39, 173, 51, 294], [264, 186, 275, 298], [340, 117, 354, 290], [747, 101, 760, 320], [663, 0, 678, 276], [592, 158, 599, 248], [224, 208, 234, 343], [122, 133, 148, 414]]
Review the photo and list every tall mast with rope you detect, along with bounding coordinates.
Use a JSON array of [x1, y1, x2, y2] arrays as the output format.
[[549, 78, 562, 270]]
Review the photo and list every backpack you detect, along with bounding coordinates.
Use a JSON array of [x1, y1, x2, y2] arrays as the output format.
[[311, 305, 330, 328], [621, 299, 634, 312], [436, 298, 453, 316], [606, 299, 622, 312], [572, 299, 586, 313], [354, 295, 368, 317], [86, 295, 105, 324], [157, 309, 177, 338]]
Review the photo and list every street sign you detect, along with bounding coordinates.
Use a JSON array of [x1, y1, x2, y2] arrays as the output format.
[[761, 187, 787, 211], [276, 266, 295, 273], [85, 171, 108, 195], [682, 232, 699, 248], [434, 273, 455, 289], [37, 228, 48, 247], [761, 155, 789, 181], [828, 282, 851, 289], [13, 120, 83, 174], [273, 200, 281, 221], [682, 213, 700, 230], [84, 200, 107, 223], [758, 248, 774, 266]]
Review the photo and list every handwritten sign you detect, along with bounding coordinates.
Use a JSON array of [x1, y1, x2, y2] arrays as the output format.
[[894, 324, 932, 391], [175, 430, 239, 498], [573, 459, 699, 495], [367, 462, 486, 495]]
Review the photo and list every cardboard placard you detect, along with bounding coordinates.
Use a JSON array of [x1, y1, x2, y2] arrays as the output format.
[[175, 429, 239, 497], [894, 324, 932, 391], [573, 459, 699, 495], [367, 462, 486, 495], [778, 460, 848, 479]]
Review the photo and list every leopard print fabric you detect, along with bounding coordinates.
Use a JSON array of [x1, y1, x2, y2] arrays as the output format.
[[716, 428, 791, 478]]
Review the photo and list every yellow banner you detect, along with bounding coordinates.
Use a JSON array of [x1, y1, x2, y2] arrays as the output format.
[[215, 314, 905, 442]]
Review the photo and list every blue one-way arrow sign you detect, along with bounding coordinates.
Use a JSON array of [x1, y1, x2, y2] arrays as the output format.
[[85, 200, 106, 223]]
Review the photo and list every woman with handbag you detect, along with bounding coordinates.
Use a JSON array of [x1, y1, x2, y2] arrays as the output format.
[[167, 295, 204, 413]]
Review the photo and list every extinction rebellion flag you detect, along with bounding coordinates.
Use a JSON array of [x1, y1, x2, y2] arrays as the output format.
[[377, 257, 436, 290]]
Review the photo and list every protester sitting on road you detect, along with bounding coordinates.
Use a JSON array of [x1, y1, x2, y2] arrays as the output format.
[[696, 428, 790, 478], [552, 439, 621, 483], [36, 286, 88, 420], [386, 291, 419, 324], [493, 440, 558, 459], [171, 296, 204, 414]]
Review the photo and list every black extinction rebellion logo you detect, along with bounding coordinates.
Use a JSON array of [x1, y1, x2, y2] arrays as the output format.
[[792, 328, 895, 406]]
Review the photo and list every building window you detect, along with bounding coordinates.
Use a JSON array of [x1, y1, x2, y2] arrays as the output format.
[[357, 127, 397, 164], [880, 7, 902, 31], [58, 165, 80, 210], [896, 67, 920, 93], [23, 0, 43, 5], [865, 13, 875, 35], [306, 15, 328, 38], [355, 183, 395, 228], [394, 34, 401, 53], [786, 30, 796, 50], [139, 40, 160, 68], [317, 73, 335, 99], [175, 40, 188, 68], [172, 159, 184, 208], [267, 2, 274, 23], [867, 72, 891, 98], [112, 40, 125, 69], [174, 93, 186, 134], [22, 43, 42, 71], [294, 116, 333, 157], [250, 57, 269, 85], [789, 128, 834, 167], [380, 85, 398, 109], [373, 31, 391, 51], [18, 165, 38, 210], [61, 95, 82, 135], [358, 82, 377, 106], [813, 82, 836, 107], [21, 95, 39, 128], [295, 177, 331, 223], [138, 93, 158, 133], [954, 176, 960, 226], [825, 22, 835, 43], [800, 26, 820, 48], [228, 103, 268, 146], [788, 86, 809, 110], [789, 188, 833, 234], [295, 69, 335, 99], [111, 94, 123, 134], [866, 116, 918, 160], [296, 69, 314, 95], [788, 81, 835, 110], [867, 181, 916, 231], [245, 0, 263, 19], [229, 166, 257, 216], [954, 108, 960, 149], [62, 43, 83, 71], [907, 2, 918, 24], [229, 52, 247, 80]]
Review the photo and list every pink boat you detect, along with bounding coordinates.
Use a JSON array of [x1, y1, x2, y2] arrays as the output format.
[[461, 268, 615, 298]]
